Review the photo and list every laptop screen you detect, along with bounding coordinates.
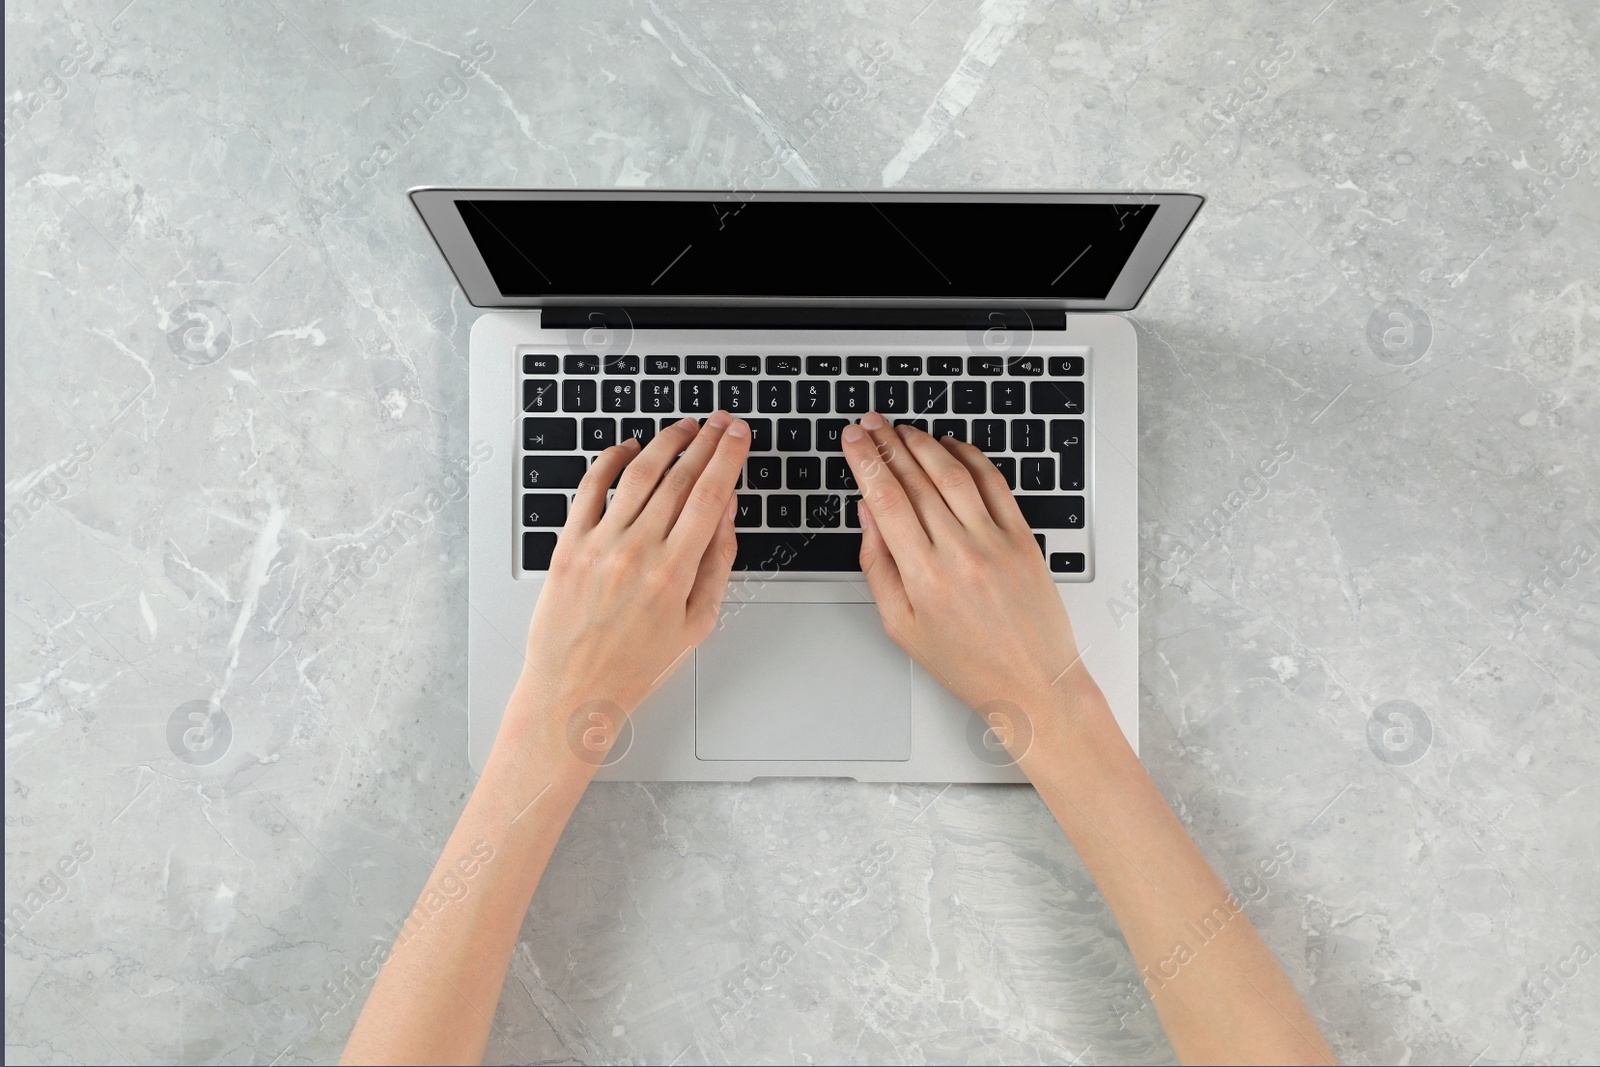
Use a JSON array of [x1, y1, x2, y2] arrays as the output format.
[[455, 199, 1158, 301]]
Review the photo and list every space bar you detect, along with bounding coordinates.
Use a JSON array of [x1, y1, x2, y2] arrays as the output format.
[[733, 533, 863, 572]]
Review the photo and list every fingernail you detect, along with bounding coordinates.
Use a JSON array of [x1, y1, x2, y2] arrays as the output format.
[[726, 418, 749, 438], [725, 495, 738, 521], [843, 424, 864, 443], [622, 436, 642, 451], [677, 416, 697, 430], [895, 424, 913, 439], [861, 411, 885, 431], [708, 409, 732, 429]]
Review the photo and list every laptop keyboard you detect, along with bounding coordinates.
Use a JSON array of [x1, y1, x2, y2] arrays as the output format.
[[518, 349, 1090, 577]]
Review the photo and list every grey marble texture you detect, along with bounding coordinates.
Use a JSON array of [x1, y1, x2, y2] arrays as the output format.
[[5, 0, 1598, 1063]]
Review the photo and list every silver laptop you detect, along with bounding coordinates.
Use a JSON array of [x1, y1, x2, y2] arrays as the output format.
[[410, 189, 1202, 782]]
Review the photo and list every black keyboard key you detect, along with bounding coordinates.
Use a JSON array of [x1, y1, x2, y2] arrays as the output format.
[[1008, 356, 1043, 376], [602, 380, 636, 412], [719, 380, 754, 413], [759, 380, 793, 413], [991, 456, 1017, 489], [806, 356, 841, 376], [895, 418, 929, 432], [968, 356, 1003, 376], [687, 355, 720, 375], [797, 381, 829, 413], [992, 381, 1026, 414], [522, 531, 557, 570], [734, 495, 762, 528], [932, 419, 967, 442], [875, 380, 909, 414], [953, 381, 986, 414], [844, 495, 863, 529], [1051, 419, 1085, 491], [807, 494, 841, 528], [604, 354, 640, 375], [913, 381, 949, 414], [642, 380, 675, 413], [581, 418, 616, 450], [887, 356, 922, 376], [562, 379, 597, 412], [564, 353, 600, 375], [777, 419, 811, 451], [1048, 356, 1085, 377], [524, 379, 558, 412], [524, 353, 559, 374], [825, 457, 857, 490], [747, 417, 772, 451], [973, 419, 1006, 453], [621, 418, 656, 446], [680, 380, 713, 413], [1022, 457, 1055, 491], [1050, 552, 1087, 574], [1017, 496, 1085, 528], [732, 532, 862, 570], [523, 455, 586, 489], [522, 493, 568, 527], [646, 355, 680, 375], [1032, 381, 1085, 414], [1011, 419, 1045, 452], [929, 356, 963, 376], [747, 456, 782, 489], [524, 417, 578, 451], [766, 355, 802, 376], [787, 456, 821, 490], [816, 419, 848, 452], [727, 356, 761, 375], [767, 495, 803, 528], [836, 381, 869, 414], [848, 356, 882, 376]]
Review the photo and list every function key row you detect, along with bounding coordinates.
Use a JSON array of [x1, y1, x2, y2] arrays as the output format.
[[522, 353, 1085, 377]]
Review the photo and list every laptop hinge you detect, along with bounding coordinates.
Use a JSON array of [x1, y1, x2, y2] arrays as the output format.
[[539, 306, 1066, 331]]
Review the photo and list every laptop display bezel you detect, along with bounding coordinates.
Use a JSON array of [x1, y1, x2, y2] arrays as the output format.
[[409, 188, 1202, 313]]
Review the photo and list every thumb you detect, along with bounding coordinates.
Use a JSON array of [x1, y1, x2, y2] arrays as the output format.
[[686, 492, 740, 630], [859, 501, 913, 634]]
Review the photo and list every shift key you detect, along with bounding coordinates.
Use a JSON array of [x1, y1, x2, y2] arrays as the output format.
[[523, 417, 577, 450], [1016, 495, 1085, 528]]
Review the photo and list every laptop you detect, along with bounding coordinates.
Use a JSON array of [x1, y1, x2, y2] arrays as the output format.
[[410, 189, 1202, 781]]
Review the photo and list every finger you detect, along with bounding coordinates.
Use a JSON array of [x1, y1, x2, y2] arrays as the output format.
[[842, 417, 931, 563], [856, 411, 961, 540], [858, 499, 912, 626], [639, 410, 733, 533], [606, 416, 702, 526], [670, 416, 751, 554], [944, 438, 1033, 535], [686, 494, 740, 629], [568, 438, 640, 531], [894, 423, 995, 529]]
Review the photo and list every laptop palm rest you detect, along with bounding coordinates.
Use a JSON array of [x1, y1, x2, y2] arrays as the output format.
[[695, 603, 912, 761]]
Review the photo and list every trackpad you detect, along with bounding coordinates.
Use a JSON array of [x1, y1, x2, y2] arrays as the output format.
[[695, 603, 911, 761]]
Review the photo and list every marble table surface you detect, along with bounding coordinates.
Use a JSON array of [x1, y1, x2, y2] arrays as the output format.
[[6, 0, 1597, 1063]]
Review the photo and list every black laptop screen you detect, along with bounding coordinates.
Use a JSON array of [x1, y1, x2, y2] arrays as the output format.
[[455, 199, 1157, 300]]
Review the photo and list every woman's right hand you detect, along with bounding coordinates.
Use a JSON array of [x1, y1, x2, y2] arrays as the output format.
[[841, 411, 1106, 750]]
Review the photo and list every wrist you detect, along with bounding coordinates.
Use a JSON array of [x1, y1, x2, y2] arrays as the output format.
[[1013, 669, 1128, 783]]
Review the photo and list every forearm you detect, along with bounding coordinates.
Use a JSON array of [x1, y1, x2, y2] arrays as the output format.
[[1020, 678, 1334, 1066], [341, 695, 594, 1065]]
